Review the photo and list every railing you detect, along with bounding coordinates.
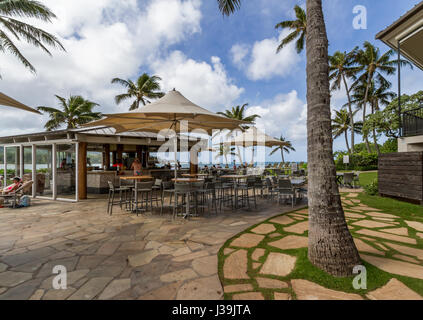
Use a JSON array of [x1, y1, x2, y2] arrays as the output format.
[[402, 105, 423, 137]]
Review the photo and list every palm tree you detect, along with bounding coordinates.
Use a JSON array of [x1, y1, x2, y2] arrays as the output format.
[[269, 135, 295, 163], [37, 95, 101, 131], [111, 73, 165, 111], [329, 49, 361, 153], [354, 42, 411, 152], [215, 145, 236, 164], [332, 109, 362, 153], [217, 103, 261, 163], [217, 0, 361, 276], [351, 80, 396, 154], [275, 5, 307, 54], [0, 0, 65, 77]]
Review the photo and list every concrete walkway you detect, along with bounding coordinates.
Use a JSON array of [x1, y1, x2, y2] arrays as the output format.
[[0, 197, 305, 300]]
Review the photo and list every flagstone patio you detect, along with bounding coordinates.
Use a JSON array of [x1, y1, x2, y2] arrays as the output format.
[[219, 192, 423, 300], [0, 196, 305, 300]]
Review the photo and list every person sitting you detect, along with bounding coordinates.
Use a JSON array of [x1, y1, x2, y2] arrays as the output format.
[[60, 159, 67, 169], [131, 158, 143, 176], [2, 177, 22, 195]]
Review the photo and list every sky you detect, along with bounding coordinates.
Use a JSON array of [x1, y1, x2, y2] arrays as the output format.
[[0, 0, 422, 162]]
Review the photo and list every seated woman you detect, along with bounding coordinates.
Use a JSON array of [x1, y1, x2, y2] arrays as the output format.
[[130, 158, 143, 176], [2, 177, 22, 195]]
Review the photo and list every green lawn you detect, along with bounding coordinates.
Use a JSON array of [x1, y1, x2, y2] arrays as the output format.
[[358, 171, 378, 187]]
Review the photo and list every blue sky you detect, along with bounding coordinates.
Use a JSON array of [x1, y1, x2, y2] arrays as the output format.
[[1, 0, 422, 163]]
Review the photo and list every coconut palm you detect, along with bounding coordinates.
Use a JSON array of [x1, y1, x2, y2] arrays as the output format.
[[275, 5, 307, 54], [37, 95, 101, 131], [217, 103, 261, 163], [354, 42, 411, 152], [351, 80, 396, 154], [215, 145, 236, 164], [0, 0, 65, 77], [269, 135, 295, 163], [329, 49, 361, 153], [217, 0, 361, 276], [332, 109, 362, 153], [111, 73, 165, 111]]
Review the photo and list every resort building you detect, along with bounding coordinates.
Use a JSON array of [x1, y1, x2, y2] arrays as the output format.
[[0, 126, 195, 202], [376, 1, 423, 204]]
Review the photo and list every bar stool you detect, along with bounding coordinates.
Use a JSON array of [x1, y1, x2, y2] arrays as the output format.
[[107, 181, 131, 215], [237, 177, 257, 209], [132, 181, 154, 215], [173, 183, 194, 219], [160, 181, 175, 215]]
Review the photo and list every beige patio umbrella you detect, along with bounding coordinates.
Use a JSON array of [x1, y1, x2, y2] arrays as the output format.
[[223, 127, 287, 148], [0, 92, 41, 114], [85, 89, 247, 178]]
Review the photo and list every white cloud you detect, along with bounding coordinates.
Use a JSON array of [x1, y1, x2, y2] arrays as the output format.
[[245, 90, 307, 142], [230, 30, 301, 81], [0, 0, 203, 136], [151, 51, 244, 111]]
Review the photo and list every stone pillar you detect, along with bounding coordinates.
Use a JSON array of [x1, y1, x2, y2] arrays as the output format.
[[78, 142, 87, 200]]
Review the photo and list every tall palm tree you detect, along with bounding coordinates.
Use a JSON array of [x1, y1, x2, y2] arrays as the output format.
[[0, 0, 65, 77], [332, 109, 362, 153], [329, 49, 361, 153], [217, 103, 261, 163], [275, 5, 307, 54], [269, 135, 295, 163], [351, 80, 396, 154], [111, 73, 165, 111], [215, 145, 236, 164], [37, 95, 101, 131], [354, 42, 411, 152], [217, 0, 361, 276]]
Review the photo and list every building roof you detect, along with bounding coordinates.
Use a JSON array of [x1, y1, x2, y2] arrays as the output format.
[[0, 126, 199, 145], [376, 1, 423, 70]]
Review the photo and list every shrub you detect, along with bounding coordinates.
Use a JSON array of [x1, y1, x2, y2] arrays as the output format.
[[335, 152, 378, 171], [364, 179, 378, 196]]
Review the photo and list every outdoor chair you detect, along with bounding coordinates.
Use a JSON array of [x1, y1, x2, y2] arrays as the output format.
[[265, 177, 278, 201], [160, 181, 175, 215], [196, 181, 218, 216], [342, 173, 355, 188], [215, 177, 234, 211], [254, 176, 266, 198], [237, 177, 257, 209], [151, 179, 162, 207], [0, 181, 33, 208], [277, 179, 296, 207], [173, 183, 196, 219], [107, 181, 131, 215], [132, 181, 154, 215]]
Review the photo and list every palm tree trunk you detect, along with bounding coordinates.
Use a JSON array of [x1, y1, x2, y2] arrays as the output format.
[[342, 74, 354, 154], [362, 70, 372, 153], [370, 105, 381, 155], [344, 131, 350, 153], [236, 146, 242, 164], [281, 149, 285, 163], [306, 0, 360, 276]]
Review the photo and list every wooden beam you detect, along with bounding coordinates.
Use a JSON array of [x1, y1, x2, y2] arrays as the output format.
[[117, 144, 123, 162], [78, 142, 87, 200]]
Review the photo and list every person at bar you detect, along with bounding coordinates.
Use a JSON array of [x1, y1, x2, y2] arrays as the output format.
[[131, 158, 142, 176]]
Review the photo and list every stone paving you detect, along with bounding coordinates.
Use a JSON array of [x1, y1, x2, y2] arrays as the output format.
[[0, 196, 304, 300], [219, 192, 423, 300]]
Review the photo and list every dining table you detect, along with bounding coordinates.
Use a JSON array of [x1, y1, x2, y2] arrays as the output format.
[[220, 175, 250, 209], [171, 178, 205, 218]]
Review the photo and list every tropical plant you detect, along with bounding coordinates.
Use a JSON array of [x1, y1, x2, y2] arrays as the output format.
[[111, 73, 165, 111], [275, 5, 307, 54], [0, 0, 65, 77], [215, 144, 236, 164], [217, 103, 261, 163], [217, 0, 361, 276], [37, 95, 101, 131], [351, 80, 396, 154], [354, 42, 411, 152], [332, 109, 362, 153], [329, 49, 361, 152], [269, 135, 295, 163]]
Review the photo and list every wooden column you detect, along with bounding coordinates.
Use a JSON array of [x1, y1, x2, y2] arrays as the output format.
[[190, 150, 199, 174], [78, 142, 87, 200], [103, 144, 110, 169], [145, 146, 149, 168], [117, 144, 123, 162], [136, 145, 143, 161]]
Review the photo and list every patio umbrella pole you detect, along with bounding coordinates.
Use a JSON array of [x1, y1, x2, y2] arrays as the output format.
[[174, 134, 178, 180]]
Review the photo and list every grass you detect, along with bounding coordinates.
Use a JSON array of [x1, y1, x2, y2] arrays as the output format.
[[358, 171, 377, 187], [218, 191, 423, 300]]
